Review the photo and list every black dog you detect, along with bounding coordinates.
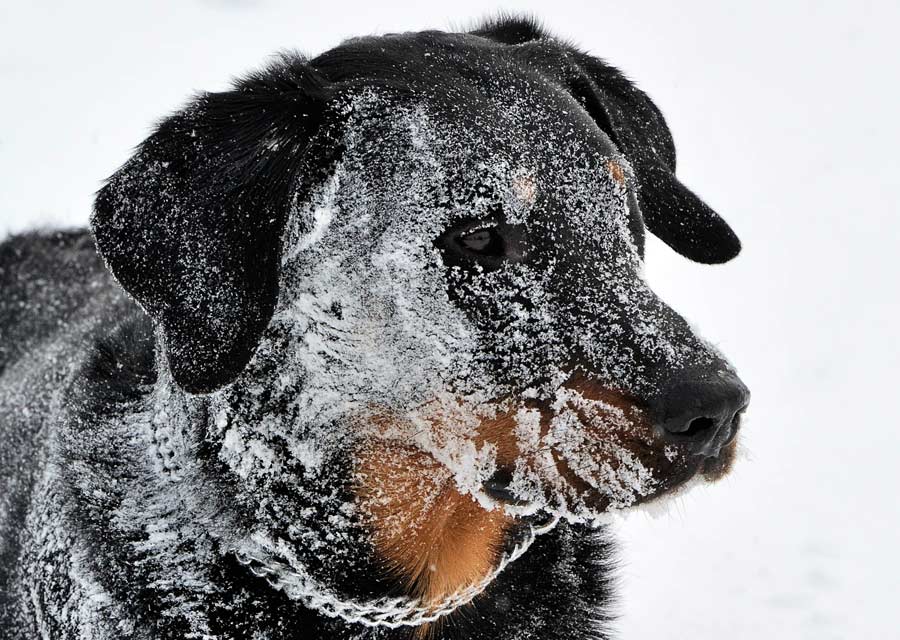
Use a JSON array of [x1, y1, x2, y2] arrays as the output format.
[[0, 17, 749, 640]]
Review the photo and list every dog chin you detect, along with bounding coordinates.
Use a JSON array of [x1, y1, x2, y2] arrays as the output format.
[[610, 437, 742, 520], [637, 437, 741, 501], [499, 436, 742, 526]]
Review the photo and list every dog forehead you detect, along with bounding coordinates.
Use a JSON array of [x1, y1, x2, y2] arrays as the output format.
[[373, 77, 612, 156], [338, 87, 632, 239]]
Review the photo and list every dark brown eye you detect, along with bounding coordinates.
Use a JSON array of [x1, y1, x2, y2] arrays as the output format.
[[435, 220, 526, 271], [458, 226, 504, 256]]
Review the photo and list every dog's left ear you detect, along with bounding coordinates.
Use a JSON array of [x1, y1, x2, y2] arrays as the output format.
[[564, 54, 741, 264], [92, 57, 337, 393]]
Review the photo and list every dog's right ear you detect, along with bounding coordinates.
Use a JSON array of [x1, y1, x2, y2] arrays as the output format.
[[562, 55, 742, 264], [473, 18, 742, 264], [92, 57, 338, 394]]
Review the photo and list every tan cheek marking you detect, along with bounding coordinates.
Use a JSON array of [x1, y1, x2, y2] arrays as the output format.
[[606, 159, 626, 186], [474, 410, 525, 468], [478, 382, 656, 506], [354, 436, 512, 610]]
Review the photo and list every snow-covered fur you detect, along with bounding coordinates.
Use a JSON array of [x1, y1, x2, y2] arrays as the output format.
[[0, 18, 748, 639]]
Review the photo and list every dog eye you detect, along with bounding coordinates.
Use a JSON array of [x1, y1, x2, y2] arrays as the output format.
[[435, 220, 525, 270], [457, 227, 505, 257]]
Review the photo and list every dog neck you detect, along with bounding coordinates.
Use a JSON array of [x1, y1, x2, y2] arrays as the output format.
[[229, 518, 556, 629], [146, 365, 562, 631]]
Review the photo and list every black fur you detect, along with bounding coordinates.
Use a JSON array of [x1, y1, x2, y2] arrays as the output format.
[[92, 59, 339, 393], [1, 17, 742, 639]]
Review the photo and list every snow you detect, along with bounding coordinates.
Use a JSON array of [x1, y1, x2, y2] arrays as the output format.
[[2, 1, 899, 638]]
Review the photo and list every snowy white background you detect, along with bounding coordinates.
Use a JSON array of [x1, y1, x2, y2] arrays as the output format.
[[1, 1, 897, 638]]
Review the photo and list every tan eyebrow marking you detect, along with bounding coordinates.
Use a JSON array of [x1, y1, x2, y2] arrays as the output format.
[[511, 173, 537, 205], [606, 159, 626, 186]]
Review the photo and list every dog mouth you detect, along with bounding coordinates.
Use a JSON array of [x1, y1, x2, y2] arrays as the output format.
[[479, 408, 744, 514], [482, 467, 531, 506], [698, 424, 742, 480], [355, 384, 744, 555]]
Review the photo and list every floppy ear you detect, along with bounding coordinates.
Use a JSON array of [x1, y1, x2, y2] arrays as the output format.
[[92, 57, 336, 393], [473, 17, 741, 263], [564, 54, 741, 264]]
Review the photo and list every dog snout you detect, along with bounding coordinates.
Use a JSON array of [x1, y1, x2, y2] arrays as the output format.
[[653, 367, 750, 457]]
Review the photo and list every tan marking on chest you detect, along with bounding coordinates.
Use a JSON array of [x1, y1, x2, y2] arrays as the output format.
[[354, 437, 512, 610]]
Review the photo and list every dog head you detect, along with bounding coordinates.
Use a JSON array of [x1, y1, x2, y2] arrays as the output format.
[[92, 20, 749, 615]]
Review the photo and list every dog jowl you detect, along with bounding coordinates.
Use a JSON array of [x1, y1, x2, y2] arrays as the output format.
[[0, 18, 749, 640]]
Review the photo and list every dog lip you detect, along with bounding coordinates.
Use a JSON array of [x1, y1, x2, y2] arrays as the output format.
[[521, 509, 558, 533], [483, 468, 532, 507]]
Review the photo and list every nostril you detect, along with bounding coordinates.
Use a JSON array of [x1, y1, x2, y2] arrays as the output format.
[[662, 414, 720, 441], [680, 416, 717, 438]]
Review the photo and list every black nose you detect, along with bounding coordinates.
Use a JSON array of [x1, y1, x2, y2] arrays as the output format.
[[654, 367, 750, 456]]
